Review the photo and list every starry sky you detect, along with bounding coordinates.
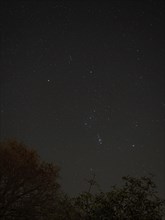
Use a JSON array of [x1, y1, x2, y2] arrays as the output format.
[[1, 1, 165, 196]]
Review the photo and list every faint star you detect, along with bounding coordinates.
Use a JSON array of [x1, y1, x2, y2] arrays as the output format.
[[68, 55, 72, 64], [97, 134, 103, 145], [135, 121, 139, 127]]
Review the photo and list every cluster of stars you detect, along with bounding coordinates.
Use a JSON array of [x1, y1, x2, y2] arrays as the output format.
[[1, 0, 164, 196], [97, 133, 103, 145]]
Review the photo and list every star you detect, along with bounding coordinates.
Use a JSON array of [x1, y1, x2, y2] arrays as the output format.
[[135, 121, 139, 127], [97, 134, 103, 145], [68, 55, 72, 64]]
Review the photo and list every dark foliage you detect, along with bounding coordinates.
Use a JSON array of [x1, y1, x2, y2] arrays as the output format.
[[0, 140, 60, 219], [0, 140, 164, 219]]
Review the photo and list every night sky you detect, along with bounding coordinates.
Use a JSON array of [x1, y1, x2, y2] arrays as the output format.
[[1, 1, 165, 196]]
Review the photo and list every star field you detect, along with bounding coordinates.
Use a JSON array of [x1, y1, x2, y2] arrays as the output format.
[[0, 1, 164, 196]]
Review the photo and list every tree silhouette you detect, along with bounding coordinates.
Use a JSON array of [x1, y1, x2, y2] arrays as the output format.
[[73, 175, 165, 219], [0, 140, 60, 219], [0, 139, 164, 219]]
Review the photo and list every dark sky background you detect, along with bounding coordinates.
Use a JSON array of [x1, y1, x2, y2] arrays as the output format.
[[0, 0, 165, 196]]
